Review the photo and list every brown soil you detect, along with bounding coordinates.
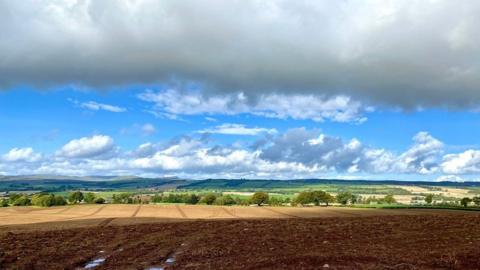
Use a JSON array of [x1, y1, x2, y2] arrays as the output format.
[[1, 213, 480, 269]]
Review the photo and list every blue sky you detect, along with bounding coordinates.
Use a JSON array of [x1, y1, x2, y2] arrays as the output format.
[[1, 1, 480, 180], [1, 85, 480, 181], [3, 86, 480, 154]]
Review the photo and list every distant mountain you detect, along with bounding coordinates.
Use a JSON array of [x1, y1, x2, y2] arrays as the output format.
[[0, 175, 186, 192], [1, 175, 480, 193], [0, 175, 152, 181]]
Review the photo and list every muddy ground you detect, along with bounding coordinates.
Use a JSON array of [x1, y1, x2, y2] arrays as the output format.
[[1, 213, 480, 269]]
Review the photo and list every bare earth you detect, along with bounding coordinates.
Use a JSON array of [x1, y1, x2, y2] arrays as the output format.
[[1, 205, 480, 269]]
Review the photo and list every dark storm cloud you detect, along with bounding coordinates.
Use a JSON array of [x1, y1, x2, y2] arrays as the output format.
[[1, 0, 480, 108]]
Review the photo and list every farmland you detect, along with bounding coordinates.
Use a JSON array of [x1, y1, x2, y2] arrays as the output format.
[[0, 204, 447, 227], [1, 206, 480, 269], [2, 178, 480, 269]]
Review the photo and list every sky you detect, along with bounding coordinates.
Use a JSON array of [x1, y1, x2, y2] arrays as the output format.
[[1, 0, 480, 181]]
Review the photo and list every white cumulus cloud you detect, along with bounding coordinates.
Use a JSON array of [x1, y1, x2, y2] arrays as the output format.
[[79, 101, 126, 113], [56, 135, 115, 159], [441, 150, 480, 174], [199, 123, 277, 136], [2, 129, 480, 180], [139, 89, 371, 123], [2, 147, 41, 162], [392, 132, 444, 174]]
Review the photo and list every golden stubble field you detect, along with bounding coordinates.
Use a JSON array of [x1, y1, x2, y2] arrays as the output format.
[[0, 204, 473, 230]]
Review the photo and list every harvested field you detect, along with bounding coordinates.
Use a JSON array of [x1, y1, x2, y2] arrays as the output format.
[[1, 211, 480, 269], [0, 204, 466, 227]]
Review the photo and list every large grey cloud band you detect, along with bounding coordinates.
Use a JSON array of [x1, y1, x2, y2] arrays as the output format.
[[1, 1, 480, 108]]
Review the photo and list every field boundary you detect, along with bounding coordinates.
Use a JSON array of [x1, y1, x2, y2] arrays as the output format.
[[261, 207, 302, 218], [349, 205, 480, 212], [327, 208, 363, 217]]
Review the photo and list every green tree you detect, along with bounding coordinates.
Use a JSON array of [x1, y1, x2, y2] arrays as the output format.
[[68, 191, 84, 204], [383, 194, 396, 204], [461, 197, 472, 207], [424, 194, 434, 204], [54, 195, 67, 206], [84, 192, 96, 204], [250, 192, 269, 206], [12, 195, 31, 206], [351, 194, 359, 204], [268, 196, 283, 206], [162, 193, 183, 203], [112, 193, 132, 204], [234, 197, 249, 206], [94, 197, 105, 204], [32, 194, 55, 207], [1, 199, 9, 207], [472, 196, 480, 206], [184, 194, 200, 204], [31, 194, 67, 207], [323, 193, 335, 206], [214, 195, 235, 206], [8, 193, 21, 204], [336, 191, 354, 205], [314, 191, 335, 206], [151, 194, 163, 203], [295, 191, 313, 206], [200, 193, 217, 205]]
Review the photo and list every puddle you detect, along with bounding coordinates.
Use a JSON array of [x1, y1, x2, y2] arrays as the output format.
[[146, 244, 184, 270], [84, 258, 106, 269], [145, 256, 174, 270]]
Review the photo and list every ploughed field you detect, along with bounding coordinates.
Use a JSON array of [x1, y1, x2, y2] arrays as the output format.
[[1, 206, 480, 269]]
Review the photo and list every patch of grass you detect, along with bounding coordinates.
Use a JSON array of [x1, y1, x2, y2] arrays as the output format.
[[350, 203, 480, 211]]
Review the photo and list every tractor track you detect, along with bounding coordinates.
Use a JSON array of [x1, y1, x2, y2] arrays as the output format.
[[221, 207, 240, 218], [98, 218, 115, 227], [65, 205, 108, 221], [131, 204, 142, 217], [175, 205, 188, 218]]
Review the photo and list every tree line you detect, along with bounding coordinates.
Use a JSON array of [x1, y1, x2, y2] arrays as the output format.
[[114, 192, 272, 206], [111, 191, 397, 206], [0, 191, 105, 207], [6, 189, 480, 208]]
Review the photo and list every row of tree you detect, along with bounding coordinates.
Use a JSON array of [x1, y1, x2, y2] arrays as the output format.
[[0, 191, 105, 207], [119, 192, 272, 206], [292, 191, 396, 206], [67, 191, 105, 204], [423, 194, 480, 207], [460, 196, 480, 207], [113, 191, 395, 206], [21, 190, 480, 208]]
